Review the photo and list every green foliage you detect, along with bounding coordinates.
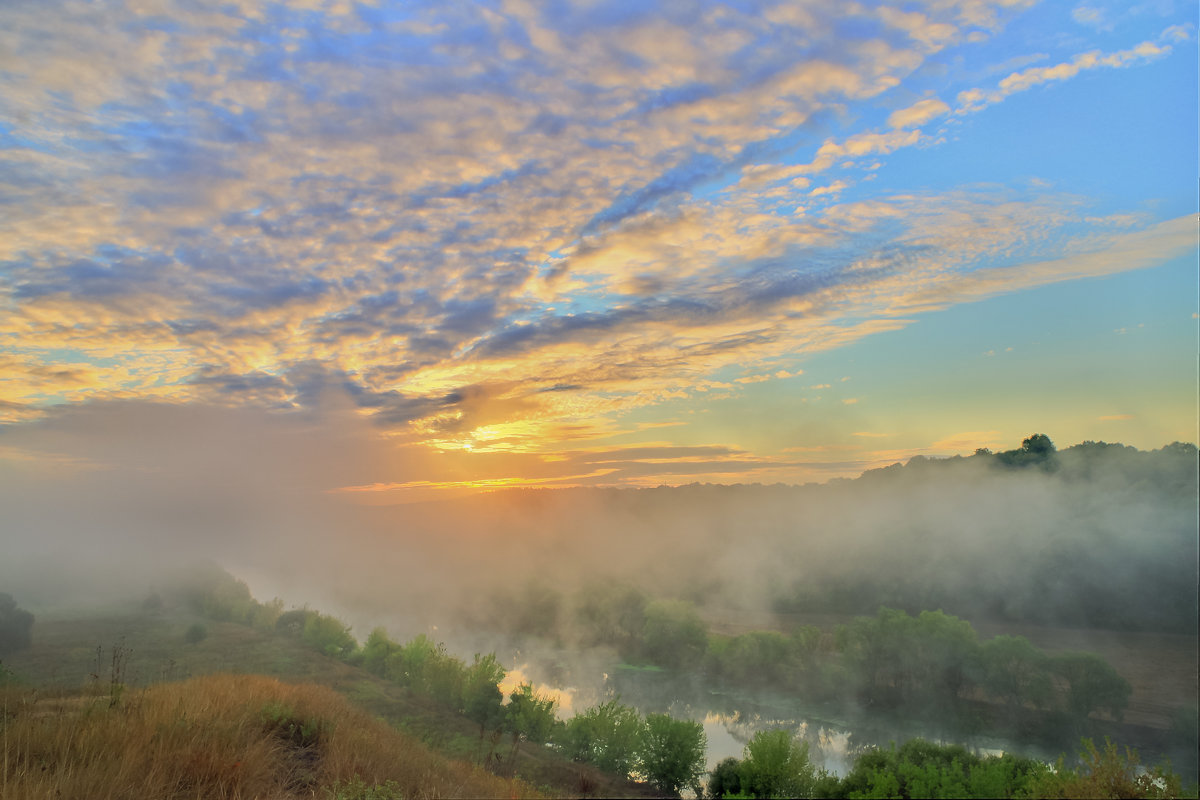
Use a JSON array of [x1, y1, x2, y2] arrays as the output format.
[[836, 739, 1050, 799], [637, 712, 706, 797], [1051, 652, 1132, 724], [708, 757, 744, 799], [573, 581, 647, 658], [979, 635, 1053, 711], [0, 592, 34, 656], [323, 776, 405, 800], [462, 653, 506, 733], [183, 622, 208, 644], [276, 607, 314, 636], [176, 563, 256, 623], [710, 630, 795, 687], [640, 598, 707, 671], [391, 634, 466, 707], [830, 606, 1121, 725], [505, 682, 559, 745], [260, 700, 327, 749], [303, 612, 358, 660], [995, 433, 1059, 471], [361, 627, 401, 677], [559, 699, 644, 777], [1030, 738, 1185, 799], [250, 597, 284, 631], [738, 729, 820, 798]]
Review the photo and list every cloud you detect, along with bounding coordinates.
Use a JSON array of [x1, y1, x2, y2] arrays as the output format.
[[930, 430, 1004, 451], [887, 215, 1197, 314], [0, 0, 1191, 479], [957, 37, 1174, 112], [1071, 5, 1111, 31], [887, 98, 951, 129]]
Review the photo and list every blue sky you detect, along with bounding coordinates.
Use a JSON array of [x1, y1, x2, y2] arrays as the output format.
[[0, 0, 1196, 497]]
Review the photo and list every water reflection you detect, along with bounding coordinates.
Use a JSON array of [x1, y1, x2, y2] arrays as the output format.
[[501, 655, 1053, 779]]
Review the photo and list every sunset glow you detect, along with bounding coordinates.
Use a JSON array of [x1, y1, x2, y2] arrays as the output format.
[[1, 0, 1196, 497]]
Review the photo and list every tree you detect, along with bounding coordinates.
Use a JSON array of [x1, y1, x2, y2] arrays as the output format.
[[907, 610, 979, 707], [504, 682, 559, 771], [979, 635, 1053, 711], [712, 630, 795, 687], [738, 729, 819, 798], [360, 627, 400, 677], [708, 757, 744, 799], [0, 593, 34, 656], [573, 582, 647, 658], [835, 739, 1049, 799], [637, 713, 706, 797], [996, 433, 1058, 470], [275, 608, 314, 636], [559, 699, 644, 777], [640, 599, 707, 670], [1052, 652, 1131, 724], [1031, 738, 1184, 799], [302, 611, 357, 660], [462, 653, 506, 738]]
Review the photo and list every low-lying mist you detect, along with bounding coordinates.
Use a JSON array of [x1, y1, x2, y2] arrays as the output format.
[[2, 400, 1194, 646]]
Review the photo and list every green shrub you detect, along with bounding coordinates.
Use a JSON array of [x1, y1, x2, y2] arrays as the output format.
[[302, 612, 358, 660], [261, 700, 327, 749], [324, 776, 404, 799], [184, 623, 208, 644]]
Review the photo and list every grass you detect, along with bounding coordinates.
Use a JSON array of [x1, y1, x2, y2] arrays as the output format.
[[1, 673, 533, 799], [2, 612, 661, 798]]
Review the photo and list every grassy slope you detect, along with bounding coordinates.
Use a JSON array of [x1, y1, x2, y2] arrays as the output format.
[[2, 673, 528, 799], [1, 611, 660, 799]]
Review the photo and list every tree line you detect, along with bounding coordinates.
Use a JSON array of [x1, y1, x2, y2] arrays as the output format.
[[161, 564, 710, 795], [486, 579, 1132, 737], [100, 564, 1188, 798], [707, 730, 1188, 799]]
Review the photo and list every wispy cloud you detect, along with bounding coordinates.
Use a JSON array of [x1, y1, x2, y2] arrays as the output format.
[[0, 0, 1193, 483]]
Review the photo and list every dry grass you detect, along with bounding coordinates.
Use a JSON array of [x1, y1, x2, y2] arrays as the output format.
[[1, 673, 540, 800]]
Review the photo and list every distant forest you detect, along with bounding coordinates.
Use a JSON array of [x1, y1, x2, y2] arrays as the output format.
[[449, 436, 1198, 636], [773, 437, 1199, 632]]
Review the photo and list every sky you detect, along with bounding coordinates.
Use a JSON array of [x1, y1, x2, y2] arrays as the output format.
[[1, 0, 1197, 501]]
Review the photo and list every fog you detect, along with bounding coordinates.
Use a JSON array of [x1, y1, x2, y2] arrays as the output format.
[[2, 400, 1195, 641], [3, 398, 1197, 785]]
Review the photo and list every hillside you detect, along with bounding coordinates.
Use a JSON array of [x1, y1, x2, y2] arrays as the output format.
[[0, 611, 660, 799], [1, 672, 530, 799]]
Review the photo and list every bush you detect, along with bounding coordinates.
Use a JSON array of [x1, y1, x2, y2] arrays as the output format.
[[302, 612, 358, 660], [0, 592, 34, 656], [276, 608, 314, 637], [184, 623, 208, 644], [1031, 738, 1184, 799]]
